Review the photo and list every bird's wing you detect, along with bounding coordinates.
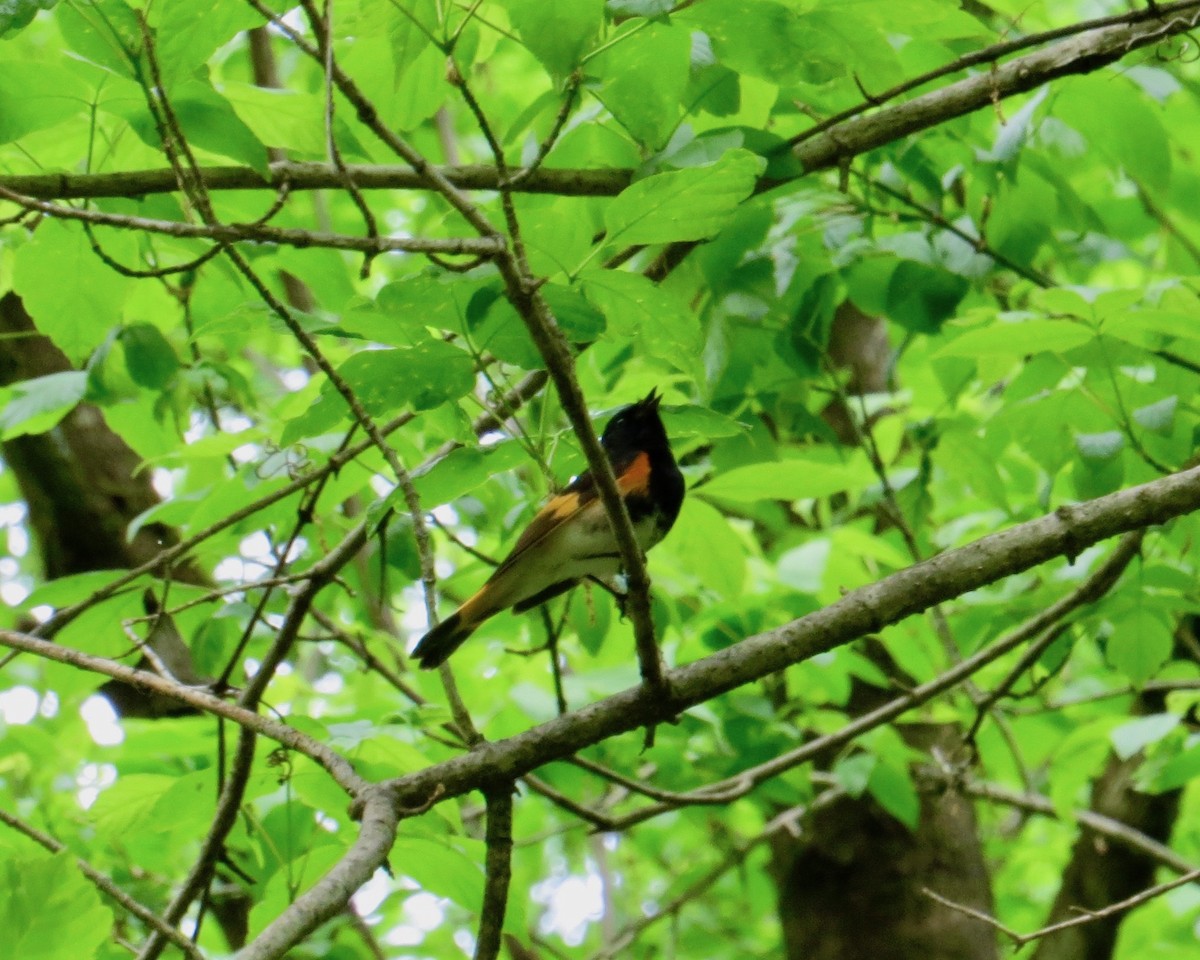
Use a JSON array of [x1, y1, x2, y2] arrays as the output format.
[[490, 450, 650, 578]]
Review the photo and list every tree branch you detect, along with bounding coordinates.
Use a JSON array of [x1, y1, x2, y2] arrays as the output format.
[[787, 0, 1200, 149], [0, 186, 500, 257], [793, 5, 1200, 173], [365, 467, 1200, 815], [475, 783, 516, 960], [0, 165, 633, 203], [236, 787, 400, 960], [0, 629, 365, 797]]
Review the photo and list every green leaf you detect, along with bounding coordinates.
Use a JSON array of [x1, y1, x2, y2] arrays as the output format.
[[468, 294, 543, 368], [936, 430, 1009, 511], [386, 42, 447, 132], [661, 406, 745, 441], [0, 0, 57, 38], [665, 498, 745, 595], [933, 318, 1094, 359], [603, 148, 764, 245], [678, 0, 812, 85], [390, 836, 484, 910], [90, 774, 177, 836], [698, 458, 873, 503], [365, 275, 492, 343], [150, 0, 264, 87], [578, 269, 701, 378], [590, 22, 690, 149], [1075, 431, 1124, 462], [832, 753, 875, 797], [1133, 396, 1177, 434], [171, 80, 269, 170], [221, 81, 363, 160], [1106, 310, 1200, 345], [120, 323, 180, 390], [282, 342, 475, 443], [24, 569, 142, 608], [0, 62, 87, 142], [867, 760, 920, 829], [1110, 713, 1178, 760], [118, 78, 268, 172], [506, 0, 604, 77], [414, 442, 527, 508], [191, 614, 237, 677], [845, 257, 970, 334], [1108, 607, 1173, 685], [57, 0, 142, 77], [1146, 742, 1200, 792], [1055, 74, 1171, 191], [541, 283, 606, 342], [884, 261, 969, 334], [0, 371, 87, 439], [0, 853, 111, 960], [344, 341, 475, 412], [1072, 442, 1124, 499], [12, 219, 132, 362], [606, 0, 673, 14]]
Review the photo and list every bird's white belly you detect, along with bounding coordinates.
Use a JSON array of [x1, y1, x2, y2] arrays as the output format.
[[509, 510, 660, 607]]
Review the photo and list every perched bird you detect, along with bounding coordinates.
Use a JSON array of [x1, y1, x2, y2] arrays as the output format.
[[412, 389, 685, 668]]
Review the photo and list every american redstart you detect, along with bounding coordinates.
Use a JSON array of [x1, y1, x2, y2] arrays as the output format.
[[412, 389, 684, 668]]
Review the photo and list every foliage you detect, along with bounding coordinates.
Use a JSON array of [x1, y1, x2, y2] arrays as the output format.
[[3, 0, 1200, 958]]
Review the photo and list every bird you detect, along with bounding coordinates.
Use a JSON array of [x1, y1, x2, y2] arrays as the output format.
[[411, 389, 685, 669]]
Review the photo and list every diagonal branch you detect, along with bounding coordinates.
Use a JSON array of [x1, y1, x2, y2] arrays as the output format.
[[0, 629, 366, 797], [377, 466, 1200, 811], [236, 787, 400, 960], [792, 5, 1200, 173], [787, 0, 1200, 149]]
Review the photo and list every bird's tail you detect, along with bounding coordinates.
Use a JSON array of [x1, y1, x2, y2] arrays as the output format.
[[411, 611, 477, 669], [411, 587, 500, 669]]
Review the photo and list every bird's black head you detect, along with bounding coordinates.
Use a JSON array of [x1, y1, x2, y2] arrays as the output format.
[[601, 388, 670, 455]]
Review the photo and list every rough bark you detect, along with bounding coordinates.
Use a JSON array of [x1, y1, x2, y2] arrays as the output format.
[[771, 724, 995, 960], [0, 291, 206, 715]]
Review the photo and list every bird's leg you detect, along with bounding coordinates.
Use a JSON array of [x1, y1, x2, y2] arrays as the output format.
[[586, 574, 629, 617]]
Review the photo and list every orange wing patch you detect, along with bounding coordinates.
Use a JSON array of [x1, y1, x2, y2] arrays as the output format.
[[616, 452, 651, 496], [544, 491, 583, 521], [498, 490, 586, 568]]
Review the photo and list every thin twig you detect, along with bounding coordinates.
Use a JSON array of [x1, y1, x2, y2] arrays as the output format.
[[593, 794, 842, 959], [964, 779, 1196, 874], [522, 774, 616, 830], [925, 867, 1200, 947], [0, 187, 493, 255]]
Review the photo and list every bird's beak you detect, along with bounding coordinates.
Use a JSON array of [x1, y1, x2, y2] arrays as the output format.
[[642, 388, 662, 410]]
